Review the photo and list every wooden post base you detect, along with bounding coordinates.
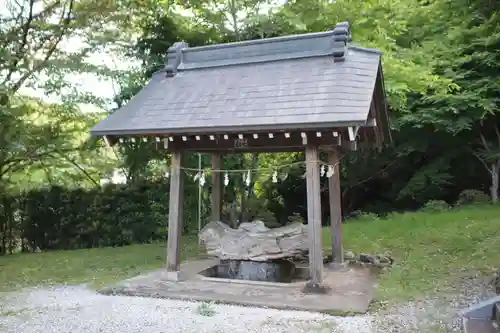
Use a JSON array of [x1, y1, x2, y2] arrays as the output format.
[[328, 150, 344, 265], [302, 281, 331, 294], [166, 151, 184, 273], [305, 146, 325, 286], [328, 262, 349, 271], [164, 270, 186, 282]]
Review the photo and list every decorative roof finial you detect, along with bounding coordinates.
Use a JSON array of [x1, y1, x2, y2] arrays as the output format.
[[165, 65, 175, 77], [332, 21, 351, 62], [164, 41, 189, 77]]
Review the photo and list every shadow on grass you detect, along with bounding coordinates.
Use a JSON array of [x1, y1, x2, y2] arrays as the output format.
[[0, 235, 203, 292]]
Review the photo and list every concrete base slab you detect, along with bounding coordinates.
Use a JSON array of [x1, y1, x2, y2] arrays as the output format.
[[463, 318, 498, 333], [100, 258, 378, 314], [163, 270, 186, 282], [459, 296, 500, 332]]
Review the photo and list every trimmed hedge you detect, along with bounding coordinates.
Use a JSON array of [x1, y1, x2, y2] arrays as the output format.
[[0, 181, 200, 254]]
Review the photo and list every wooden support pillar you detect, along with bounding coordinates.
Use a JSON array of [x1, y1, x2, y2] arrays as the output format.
[[211, 153, 223, 222], [304, 145, 327, 292], [328, 149, 345, 269], [166, 150, 184, 281]]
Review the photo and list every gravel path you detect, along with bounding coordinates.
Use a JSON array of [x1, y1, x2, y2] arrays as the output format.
[[0, 276, 495, 333], [0, 285, 372, 333]]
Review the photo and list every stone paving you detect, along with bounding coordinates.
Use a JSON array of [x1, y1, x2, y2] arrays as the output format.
[[100, 259, 378, 314]]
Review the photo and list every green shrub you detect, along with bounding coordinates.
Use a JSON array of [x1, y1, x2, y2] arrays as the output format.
[[421, 200, 450, 212], [256, 210, 279, 228], [456, 189, 490, 206], [232, 196, 279, 228]]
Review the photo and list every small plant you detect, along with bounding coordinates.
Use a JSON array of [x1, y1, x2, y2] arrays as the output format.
[[350, 212, 379, 222], [195, 301, 216, 317], [420, 200, 450, 212], [156, 227, 168, 238], [309, 322, 338, 333], [346, 210, 363, 220], [287, 212, 305, 224]]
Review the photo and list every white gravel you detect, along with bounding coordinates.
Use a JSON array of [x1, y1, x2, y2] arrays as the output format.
[[0, 285, 373, 333], [0, 277, 494, 333]]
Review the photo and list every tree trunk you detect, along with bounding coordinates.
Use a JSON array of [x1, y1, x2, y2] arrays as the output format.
[[492, 162, 500, 203], [229, 200, 238, 228], [228, 0, 240, 41], [6, 199, 13, 254], [19, 193, 28, 252], [0, 216, 5, 256], [240, 153, 259, 222]]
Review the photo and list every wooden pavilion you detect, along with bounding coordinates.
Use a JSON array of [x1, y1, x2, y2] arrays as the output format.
[[91, 22, 391, 291]]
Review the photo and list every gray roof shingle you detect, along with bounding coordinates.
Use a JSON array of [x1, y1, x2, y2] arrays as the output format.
[[91, 24, 384, 137]]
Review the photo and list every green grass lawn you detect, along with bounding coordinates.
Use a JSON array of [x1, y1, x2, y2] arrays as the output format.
[[338, 205, 500, 303], [1, 205, 500, 304], [0, 235, 204, 291]]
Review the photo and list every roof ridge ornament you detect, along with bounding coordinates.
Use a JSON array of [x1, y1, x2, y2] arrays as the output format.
[[331, 21, 351, 62], [165, 41, 188, 77]]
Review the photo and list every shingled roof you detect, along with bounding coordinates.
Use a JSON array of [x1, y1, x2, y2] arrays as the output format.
[[91, 22, 390, 143]]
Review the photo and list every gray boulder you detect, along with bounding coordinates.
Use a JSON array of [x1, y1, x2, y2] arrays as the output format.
[[199, 220, 308, 261]]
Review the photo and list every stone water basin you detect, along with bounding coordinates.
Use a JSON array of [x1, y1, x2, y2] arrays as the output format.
[[198, 259, 310, 284]]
